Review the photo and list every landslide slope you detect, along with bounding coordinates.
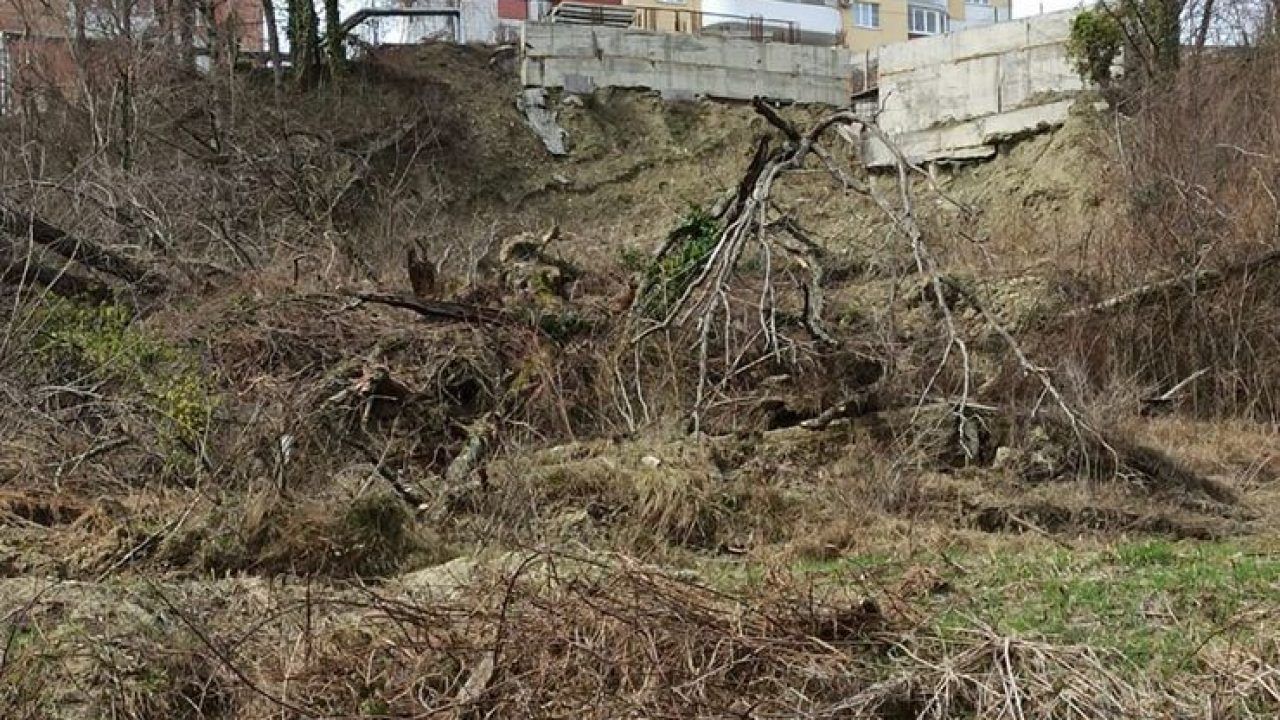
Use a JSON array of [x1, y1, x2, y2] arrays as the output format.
[[3, 42, 1280, 719]]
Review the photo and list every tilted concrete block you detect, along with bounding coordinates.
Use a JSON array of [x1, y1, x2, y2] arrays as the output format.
[[977, 99, 1074, 142]]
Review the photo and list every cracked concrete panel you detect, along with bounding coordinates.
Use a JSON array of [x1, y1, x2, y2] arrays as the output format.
[[520, 23, 855, 106], [868, 10, 1090, 167]]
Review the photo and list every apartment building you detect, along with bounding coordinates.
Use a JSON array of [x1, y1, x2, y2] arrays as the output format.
[[360, 0, 1010, 51], [624, 0, 1011, 51], [841, 0, 1011, 51], [0, 0, 264, 114]]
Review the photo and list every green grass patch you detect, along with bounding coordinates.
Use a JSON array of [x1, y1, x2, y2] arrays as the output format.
[[930, 539, 1280, 677], [717, 537, 1280, 680]]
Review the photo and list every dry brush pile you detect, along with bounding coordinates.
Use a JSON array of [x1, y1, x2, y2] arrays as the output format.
[[2, 41, 1265, 573], [8, 550, 1278, 718]]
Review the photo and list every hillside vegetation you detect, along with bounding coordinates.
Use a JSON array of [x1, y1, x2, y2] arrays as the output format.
[[2, 38, 1280, 718]]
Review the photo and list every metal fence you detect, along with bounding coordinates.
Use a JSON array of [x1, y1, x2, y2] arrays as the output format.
[[630, 7, 810, 45]]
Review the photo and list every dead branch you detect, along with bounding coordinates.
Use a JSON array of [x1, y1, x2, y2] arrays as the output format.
[[771, 216, 837, 347], [351, 291, 510, 326], [628, 100, 855, 430], [0, 199, 155, 287], [940, 276, 1113, 473], [345, 437, 427, 508], [626, 99, 1110, 470], [1060, 247, 1280, 322], [1142, 367, 1209, 414], [147, 582, 319, 718], [799, 386, 881, 430]]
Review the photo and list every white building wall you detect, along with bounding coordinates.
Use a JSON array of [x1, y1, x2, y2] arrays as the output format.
[[349, 0, 502, 45], [522, 21, 856, 105]]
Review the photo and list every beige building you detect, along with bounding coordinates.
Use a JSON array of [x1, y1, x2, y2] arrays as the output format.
[[620, 0, 1012, 52], [843, 0, 1012, 52]]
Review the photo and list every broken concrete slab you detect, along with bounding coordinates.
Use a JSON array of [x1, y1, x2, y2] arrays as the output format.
[[517, 87, 569, 156], [864, 10, 1090, 168], [521, 22, 856, 106]]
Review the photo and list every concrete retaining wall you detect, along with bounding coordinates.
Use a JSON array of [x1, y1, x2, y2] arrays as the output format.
[[866, 10, 1087, 166], [521, 23, 855, 105]]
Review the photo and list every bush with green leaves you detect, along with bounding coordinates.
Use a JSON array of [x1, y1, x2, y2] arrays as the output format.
[[1067, 9, 1125, 86], [36, 300, 218, 468], [638, 205, 720, 318]]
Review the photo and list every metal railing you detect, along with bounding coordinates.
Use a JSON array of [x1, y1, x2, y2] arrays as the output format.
[[635, 8, 799, 45], [630, 6, 817, 46], [521, 1, 827, 47]]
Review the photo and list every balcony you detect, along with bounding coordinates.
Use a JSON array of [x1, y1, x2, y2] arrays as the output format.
[[907, 1, 949, 38]]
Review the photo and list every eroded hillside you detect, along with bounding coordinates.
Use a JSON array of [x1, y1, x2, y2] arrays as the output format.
[[3, 42, 1280, 718]]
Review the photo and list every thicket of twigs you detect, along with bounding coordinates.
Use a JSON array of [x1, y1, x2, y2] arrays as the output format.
[[4, 11, 1280, 720], [1057, 41, 1280, 419], [5, 37, 1272, 555]]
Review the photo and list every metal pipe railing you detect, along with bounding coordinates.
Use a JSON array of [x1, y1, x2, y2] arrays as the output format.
[[631, 7, 811, 45], [528, 2, 827, 47]]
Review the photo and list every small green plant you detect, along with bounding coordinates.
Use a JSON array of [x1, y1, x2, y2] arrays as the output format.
[[638, 205, 720, 317], [618, 245, 649, 274], [1066, 9, 1124, 86], [36, 299, 218, 470]]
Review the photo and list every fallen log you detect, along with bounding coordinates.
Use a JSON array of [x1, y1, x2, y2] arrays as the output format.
[[0, 199, 154, 286], [0, 242, 113, 300], [350, 291, 510, 326]]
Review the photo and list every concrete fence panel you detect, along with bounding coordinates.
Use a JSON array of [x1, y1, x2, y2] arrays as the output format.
[[866, 9, 1089, 166], [521, 22, 855, 105]]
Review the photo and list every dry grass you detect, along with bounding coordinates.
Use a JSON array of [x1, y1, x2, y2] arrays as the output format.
[[4, 549, 1279, 719]]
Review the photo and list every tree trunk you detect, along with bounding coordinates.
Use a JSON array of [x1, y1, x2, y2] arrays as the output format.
[[198, 0, 222, 68], [261, 0, 284, 95], [1150, 0, 1183, 73], [1193, 0, 1215, 50], [287, 0, 321, 88], [323, 0, 343, 80], [179, 0, 196, 70]]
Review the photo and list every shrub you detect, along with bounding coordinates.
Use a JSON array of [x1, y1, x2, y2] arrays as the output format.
[[638, 205, 720, 317], [1067, 9, 1124, 86], [36, 299, 218, 467]]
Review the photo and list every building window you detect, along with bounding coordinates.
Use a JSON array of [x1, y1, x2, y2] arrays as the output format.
[[853, 2, 880, 29], [908, 6, 947, 35], [966, 0, 990, 4]]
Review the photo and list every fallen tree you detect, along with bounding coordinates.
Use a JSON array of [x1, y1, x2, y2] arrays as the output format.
[[621, 99, 1172, 484], [1, 200, 154, 284]]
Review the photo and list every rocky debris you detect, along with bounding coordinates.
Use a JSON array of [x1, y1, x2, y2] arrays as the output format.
[[517, 87, 569, 156]]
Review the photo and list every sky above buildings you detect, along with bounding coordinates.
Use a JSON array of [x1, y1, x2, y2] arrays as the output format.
[[1012, 0, 1089, 18]]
